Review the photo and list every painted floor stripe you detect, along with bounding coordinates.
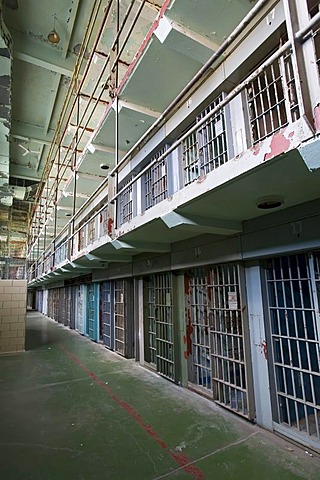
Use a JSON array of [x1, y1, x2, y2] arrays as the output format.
[[60, 346, 205, 480]]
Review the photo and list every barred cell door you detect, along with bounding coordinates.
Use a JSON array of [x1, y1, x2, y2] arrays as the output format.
[[143, 277, 157, 368], [100, 281, 114, 350], [265, 253, 320, 449], [76, 285, 86, 335], [65, 287, 72, 327], [208, 263, 254, 419], [87, 283, 98, 341], [154, 273, 175, 381], [185, 269, 211, 392]]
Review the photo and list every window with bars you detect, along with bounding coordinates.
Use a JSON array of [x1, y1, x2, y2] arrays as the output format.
[[182, 94, 229, 186], [118, 179, 133, 226], [78, 227, 85, 251], [88, 218, 96, 243], [246, 47, 300, 144], [144, 146, 168, 210], [197, 94, 228, 173]]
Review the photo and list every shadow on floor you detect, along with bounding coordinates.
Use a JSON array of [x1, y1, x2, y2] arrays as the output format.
[[25, 327, 59, 351]]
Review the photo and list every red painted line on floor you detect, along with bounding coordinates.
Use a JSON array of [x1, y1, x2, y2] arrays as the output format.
[[60, 346, 205, 480]]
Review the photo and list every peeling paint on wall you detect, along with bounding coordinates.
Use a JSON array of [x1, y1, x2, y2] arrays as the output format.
[[264, 130, 291, 161]]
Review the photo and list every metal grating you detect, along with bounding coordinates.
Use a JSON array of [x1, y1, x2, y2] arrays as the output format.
[[114, 280, 126, 355], [144, 277, 157, 367], [197, 94, 228, 174], [266, 254, 320, 444], [185, 269, 211, 391], [78, 227, 85, 251], [208, 264, 250, 418], [246, 48, 300, 144], [100, 281, 114, 349], [154, 273, 175, 381], [118, 178, 133, 226], [88, 218, 96, 244], [145, 146, 168, 210]]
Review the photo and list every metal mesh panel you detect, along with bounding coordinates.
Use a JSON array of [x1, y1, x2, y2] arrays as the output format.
[[197, 94, 228, 173], [100, 281, 114, 349], [114, 280, 126, 355], [155, 273, 175, 381], [208, 264, 249, 417], [185, 269, 211, 391], [145, 147, 168, 210], [266, 254, 320, 444], [246, 48, 300, 144]]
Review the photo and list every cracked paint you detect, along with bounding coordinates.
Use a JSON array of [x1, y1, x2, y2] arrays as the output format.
[[314, 104, 320, 131], [264, 130, 291, 161]]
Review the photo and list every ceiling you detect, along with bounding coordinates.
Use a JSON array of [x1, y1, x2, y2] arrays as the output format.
[[0, 0, 264, 260]]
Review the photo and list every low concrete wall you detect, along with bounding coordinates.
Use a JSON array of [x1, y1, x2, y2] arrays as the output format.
[[0, 280, 27, 354]]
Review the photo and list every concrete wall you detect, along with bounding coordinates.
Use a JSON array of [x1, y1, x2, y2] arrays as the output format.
[[0, 279, 27, 354]]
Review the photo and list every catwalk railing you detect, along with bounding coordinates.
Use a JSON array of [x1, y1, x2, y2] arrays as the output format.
[[27, 4, 320, 283]]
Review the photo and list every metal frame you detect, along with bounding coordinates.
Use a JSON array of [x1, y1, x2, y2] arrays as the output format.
[[246, 45, 300, 144], [185, 269, 212, 392], [265, 253, 320, 447], [144, 146, 168, 210], [208, 263, 254, 419], [100, 280, 115, 350]]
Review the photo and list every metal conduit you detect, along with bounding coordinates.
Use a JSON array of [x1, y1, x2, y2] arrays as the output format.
[[30, 0, 106, 227], [37, 0, 146, 237]]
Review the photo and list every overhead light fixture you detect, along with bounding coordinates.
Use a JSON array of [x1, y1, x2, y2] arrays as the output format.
[[48, 14, 60, 44], [100, 163, 109, 170], [256, 196, 284, 210]]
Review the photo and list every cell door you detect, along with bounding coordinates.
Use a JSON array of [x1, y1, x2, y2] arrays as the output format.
[[100, 281, 114, 349], [185, 269, 211, 392], [114, 280, 126, 355], [265, 253, 320, 448], [65, 287, 72, 327], [76, 285, 86, 335], [87, 283, 99, 341], [208, 263, 254, 419], [155, 273, 175, 382], [143, 277, 157, 368]]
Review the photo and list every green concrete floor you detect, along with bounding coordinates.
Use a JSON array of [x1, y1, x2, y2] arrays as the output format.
[[0, 312, 319, 480]]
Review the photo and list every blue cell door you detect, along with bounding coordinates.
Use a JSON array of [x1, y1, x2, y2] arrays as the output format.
[[86, 283, 99, 341], [100, 281, 114, 349]]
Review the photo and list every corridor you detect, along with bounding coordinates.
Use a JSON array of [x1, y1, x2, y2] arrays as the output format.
[[0, 312, 319, 480]]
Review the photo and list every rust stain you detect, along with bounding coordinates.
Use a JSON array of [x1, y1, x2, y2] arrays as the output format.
[[183, 315, 193, 359], [107, 217, 113, 236], [264, 130, 291, 161], [314, 104, 320, 131], [184, 275, 190, 295]]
